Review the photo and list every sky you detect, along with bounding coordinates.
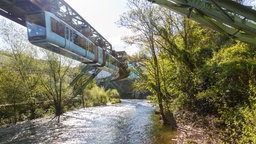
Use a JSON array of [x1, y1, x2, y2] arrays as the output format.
[[65, 0, 138, 55]]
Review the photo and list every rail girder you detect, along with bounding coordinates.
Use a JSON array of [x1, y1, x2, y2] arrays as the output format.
[[149, 0, 256, 45]]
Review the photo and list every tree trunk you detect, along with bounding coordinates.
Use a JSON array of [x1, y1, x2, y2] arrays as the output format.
[[58, 79, 62, 123], [82, 95, 85, 107], [149, 34, 170, 126], [13, 102, 17, 124], [157, 94, 169, 125], [29, 103, 36, 120]]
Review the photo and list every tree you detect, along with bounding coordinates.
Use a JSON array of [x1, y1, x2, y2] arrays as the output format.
[[119, 0, 176, 126], [0, 18, 44, 122], [199, 42, 256, 142], [40, 51, 74, 122]]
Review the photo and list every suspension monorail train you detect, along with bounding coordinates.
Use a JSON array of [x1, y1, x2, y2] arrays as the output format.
[[25, 11, 119, 74]]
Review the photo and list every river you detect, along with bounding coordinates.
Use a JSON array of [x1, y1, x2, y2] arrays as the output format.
[[0, 99, 176, 144]]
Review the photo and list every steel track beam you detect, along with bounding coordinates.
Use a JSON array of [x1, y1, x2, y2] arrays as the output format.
[[0, 0, 40, 26], [149, 0, 256, 45], [215, 0, 256, 22], [172, 0, 256, 36], [0, 10, 25, 26]]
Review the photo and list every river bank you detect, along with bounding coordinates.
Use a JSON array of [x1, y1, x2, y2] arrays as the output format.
[[174, 122, 218, 143], [152, 107, 219, 144]]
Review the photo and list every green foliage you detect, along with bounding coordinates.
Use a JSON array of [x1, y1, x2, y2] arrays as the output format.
[[0, 48, 117, 125], [107, 89, 121, 104], [106, 89, 120, 98], [0, 19, 119, 125], [147, 95, 158, 104], [120, 0, 256, 141], [85, 86, 109, 106]]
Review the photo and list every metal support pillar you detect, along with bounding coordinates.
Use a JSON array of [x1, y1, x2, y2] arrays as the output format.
[[73, 68, 102, 96], [110, 81, 125, 94], [70, 65, 91, 86]]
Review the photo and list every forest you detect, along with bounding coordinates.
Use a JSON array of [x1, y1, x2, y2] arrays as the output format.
[[119, 0, 256, 143], [0, 18, 120, 125]]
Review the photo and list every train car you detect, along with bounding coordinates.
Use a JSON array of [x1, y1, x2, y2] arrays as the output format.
[[26, 11, 119, 74]]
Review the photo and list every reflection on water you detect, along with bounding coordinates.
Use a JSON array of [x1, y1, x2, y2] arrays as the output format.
[[0, 99, 173, 144]]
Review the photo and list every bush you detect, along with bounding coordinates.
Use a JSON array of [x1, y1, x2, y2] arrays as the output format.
[[86, 86, 109, 106], [106, 89, 120, 99], [106, 89, 121, 104]]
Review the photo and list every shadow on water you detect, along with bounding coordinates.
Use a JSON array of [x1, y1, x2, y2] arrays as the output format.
[[150, 114, 177, 144]]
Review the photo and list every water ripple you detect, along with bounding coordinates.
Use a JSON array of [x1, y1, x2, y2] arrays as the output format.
[[0, 100, 155, 144]]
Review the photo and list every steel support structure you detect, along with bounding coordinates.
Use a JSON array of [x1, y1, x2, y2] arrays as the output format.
[[73, 68, 102, 97], [109, 81, 126, 94], [97, 72, 118, 90], [149, 0, 256, 45], [70, 65, 91, 86]]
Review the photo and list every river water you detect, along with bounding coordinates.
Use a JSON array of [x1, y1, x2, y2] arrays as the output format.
[[0, 99, 173, 144]]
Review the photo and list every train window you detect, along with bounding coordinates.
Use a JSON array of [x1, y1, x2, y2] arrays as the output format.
[[74, 33, 91, 51], [73, 31, 95, 54], [51, 17, 65, 37], [81, 39, 88, 50], [73, 33, 79, 44], [69, 30, 73, 41], [96, 48, 105, 65], [26, 12, 46, 40], [88, 43, 94, 53]]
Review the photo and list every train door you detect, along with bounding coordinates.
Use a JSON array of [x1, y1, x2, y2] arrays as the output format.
[[49, 16, 66, 48], [65, 27, 71, 49], [97, 48, 105, 67]]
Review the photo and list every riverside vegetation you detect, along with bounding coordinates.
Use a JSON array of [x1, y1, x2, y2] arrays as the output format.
[[0, 18, 121, 125], [119, 0, 256, 143]]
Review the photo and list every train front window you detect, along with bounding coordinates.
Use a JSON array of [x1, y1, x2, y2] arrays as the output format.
[[26, 12, 46, 40]]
